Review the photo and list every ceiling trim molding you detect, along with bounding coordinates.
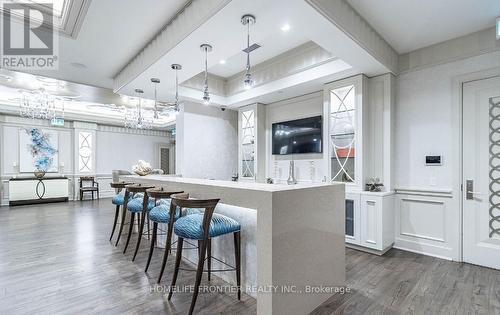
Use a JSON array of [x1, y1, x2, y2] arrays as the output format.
[[225, 41, 333, 95], [180, 42, 334, 98], [305, 0, 399, 74], [399, 27, 500, 74], [181, 73, 227, 96], [113, 0, 233, 93]]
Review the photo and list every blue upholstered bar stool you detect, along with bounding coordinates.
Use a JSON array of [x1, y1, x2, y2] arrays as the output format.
[[122, 184, 158, 259], [167, 193, 241, 315], [109, 181, 133, 242], [143, 188, 184, 277], [115, 184, 154, 249]]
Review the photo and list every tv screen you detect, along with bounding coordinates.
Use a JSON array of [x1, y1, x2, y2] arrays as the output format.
[[272, 116, 323, 155]]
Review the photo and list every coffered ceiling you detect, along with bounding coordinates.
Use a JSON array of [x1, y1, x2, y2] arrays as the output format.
[[2, 0, 498, 125], [346, 0, 500, 54], [16, 0, 190, 89]]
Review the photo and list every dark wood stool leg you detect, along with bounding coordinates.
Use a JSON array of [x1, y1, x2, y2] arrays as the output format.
[[132, 211, 146, 261], [109, 205, 120, 241], [157, 219, 175, 283], [123, 212, 135, 254], [145, 222, 158, 272], [234, 231, 241, 300], [207, 238, 211, 281], [115, 192, 130, 246], [168, 237, 184, 300], [147, 212, 151, 240], [188, 239, 207, 315]]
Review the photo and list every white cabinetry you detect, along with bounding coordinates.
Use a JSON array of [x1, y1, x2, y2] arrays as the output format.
[[324, 73, 396, 255], [345, 192, 395, 254]]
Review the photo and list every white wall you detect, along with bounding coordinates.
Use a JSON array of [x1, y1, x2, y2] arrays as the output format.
[[176, 102, 238, 180], [393, 50, 500, 260], [0, 115, 172, 205], [96, 128, 170, 174], [266, 92, 328, 183]]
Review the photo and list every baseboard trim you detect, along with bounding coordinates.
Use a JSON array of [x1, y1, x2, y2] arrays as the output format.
[[393, 239, 455, 261], [346, 243, 393, 256]]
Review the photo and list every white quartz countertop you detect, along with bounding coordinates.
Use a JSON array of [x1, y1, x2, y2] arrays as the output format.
[[121, 175, 341, 192]]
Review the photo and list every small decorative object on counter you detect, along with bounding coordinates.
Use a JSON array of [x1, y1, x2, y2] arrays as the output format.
[[232, 173, 238, 181], [132, 160, 153, 176], [33, 169, 46, 179], [287, 160, 297, 185], [266, 178, 274, 184], [366, 177, 384, 192]]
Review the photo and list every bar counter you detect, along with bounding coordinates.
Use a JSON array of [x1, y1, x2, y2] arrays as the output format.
[[121, 175, 345, 315]]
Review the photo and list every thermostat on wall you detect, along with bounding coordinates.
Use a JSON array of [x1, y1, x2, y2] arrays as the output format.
[[425, 155, 442, 166]]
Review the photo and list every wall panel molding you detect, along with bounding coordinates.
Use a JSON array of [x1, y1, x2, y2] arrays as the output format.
[[395, 193, 457, 260], [399, 27, 500, 73], [97, 125, 171, 137], [395, 187, 454, 198]]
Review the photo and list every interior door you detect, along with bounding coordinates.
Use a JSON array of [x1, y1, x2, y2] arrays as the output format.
[[463, 76, 500, 269]]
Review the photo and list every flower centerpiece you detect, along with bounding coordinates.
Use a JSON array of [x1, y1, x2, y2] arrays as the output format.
[[132, 160, 153, 176]]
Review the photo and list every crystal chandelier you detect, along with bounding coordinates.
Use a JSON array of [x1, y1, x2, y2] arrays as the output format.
[[241, 14, 256, 90], [124, 89, 153, 129], [19, 88, 57, 120], [200, 44, 213, 105]]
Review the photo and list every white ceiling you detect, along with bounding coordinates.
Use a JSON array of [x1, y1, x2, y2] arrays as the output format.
[[347, 0, 500, 54], [118, 0, 392, 107], [25, 0, 189, 88], [209, 26, 310, 78]]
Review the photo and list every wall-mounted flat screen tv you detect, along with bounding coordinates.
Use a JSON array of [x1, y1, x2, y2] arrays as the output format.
[[272, 115, 323, 155]]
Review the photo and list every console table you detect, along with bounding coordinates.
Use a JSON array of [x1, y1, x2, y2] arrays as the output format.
[[9, 177, 69, 206]]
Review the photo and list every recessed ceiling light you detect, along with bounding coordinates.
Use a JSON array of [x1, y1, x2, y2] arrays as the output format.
[[70, 62, 87, 69], [281, 23, 290, 32], [219, 59, 226, 64]]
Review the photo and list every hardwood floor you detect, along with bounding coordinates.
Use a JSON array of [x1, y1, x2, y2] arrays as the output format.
[[1, 200, 500, 314], [0, 200, 255, 315], [313, 247, 500, 315]]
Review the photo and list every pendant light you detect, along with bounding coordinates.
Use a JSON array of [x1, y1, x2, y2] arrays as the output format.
[[171, 63, 182, 112], [150, 78, 160, 119], [135, 88, 145, 129], [241, 14, 256, 90], [200, 44, 213, 105]]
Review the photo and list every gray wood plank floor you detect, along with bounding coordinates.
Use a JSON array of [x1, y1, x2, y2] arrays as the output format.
[[0, 200, 255, 315], [1, 200, 500, 314], [313, 245, 500, 315]]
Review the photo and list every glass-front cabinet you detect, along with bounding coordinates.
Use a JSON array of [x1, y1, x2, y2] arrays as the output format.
[[240, 109, 255, 179], [324, 74, 396, 254], [330, 84, 356, 183], [324, 75, 364, 190], [238, 103, 266, 182]]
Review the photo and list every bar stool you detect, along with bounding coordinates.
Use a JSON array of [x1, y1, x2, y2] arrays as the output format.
[[143, 188, 184, 274], [109, 181, 133, 241], [115, 183, 154, 248], [167, 194, 241, 315]]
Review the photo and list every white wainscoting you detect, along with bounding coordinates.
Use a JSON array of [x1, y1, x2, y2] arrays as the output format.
[[394, 187, 457, 260]]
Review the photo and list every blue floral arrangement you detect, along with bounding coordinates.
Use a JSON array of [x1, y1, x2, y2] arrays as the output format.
[[26, 128, 57, 171]]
